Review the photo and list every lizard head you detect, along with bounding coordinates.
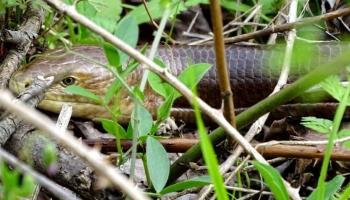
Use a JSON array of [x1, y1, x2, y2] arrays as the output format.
[[9, 46, 119, 121]]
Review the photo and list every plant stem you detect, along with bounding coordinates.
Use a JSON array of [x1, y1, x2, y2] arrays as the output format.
[[316, 76, 350, 199]]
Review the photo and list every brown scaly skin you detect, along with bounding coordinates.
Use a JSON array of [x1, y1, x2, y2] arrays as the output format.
[[9, 46, 163, 123], [10, 43, 350, 123]]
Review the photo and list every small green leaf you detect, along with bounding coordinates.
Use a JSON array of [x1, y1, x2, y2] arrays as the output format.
[[65, 85, 101, 103], [307, 175, 345, 200], [17, 175, 35, 196], [339, 182, 350, 200], [301, 117, 333, 134], [103, 43, 120, 69], [157, 93, 175, 122], [43, 143, 58, 168], [146, 136, 170, 193], [161, 176, 211, 194], [192, 90, 228, 200], [114, 16, 139, 65], [220, 0, 251, 12], [175, 63, 211, 98], [337, 129, 350, 149], [148, 58, 169, 98], [104, 80, 121, 104], [321, 76, 347, 103], [131, 104, 153, 137], [253, 161, 289, 200], [101, 118, 128, 139]]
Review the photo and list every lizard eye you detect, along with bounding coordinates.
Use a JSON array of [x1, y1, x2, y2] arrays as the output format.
[[61, 76, 76, 86]]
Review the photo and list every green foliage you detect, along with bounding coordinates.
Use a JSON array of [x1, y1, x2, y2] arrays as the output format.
[[337, 129, 350, 148], [103, 43, 120, 69], [157, 93, 175, 123], [192, 93, 228, 200], [300, 117, 333, 134], [220, 0, 251, 12], [298, 75, 350, 199], [339, 182, 350, 200], [148, 63, 211, 98], [101, 119, 129, 139], [131, 104, 153, 139], [65, 0, 122, 33], [65, 85, 101, 103], [321, 76, 349, 103], [42, 143, 58, 169], [0, 163, 36, 200], [260, 0, 284, 14], [113, 16, 139, 65], [307, 175, 345, 200], [253, 161, 289, 200], [146, 136, 170, 193], [160, 176, 211, 194]]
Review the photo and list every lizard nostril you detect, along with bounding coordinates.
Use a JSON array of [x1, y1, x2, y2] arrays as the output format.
[[24, 82, 30, 88]]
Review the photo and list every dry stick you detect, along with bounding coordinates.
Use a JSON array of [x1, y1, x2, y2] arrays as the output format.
[[0, 91, 150, 200], [255, 144, 350, 161], [190, 5, 261, 46], [209, 0, 236, 126], [198, 0, 299, 198], [85, 138, 350, 161], [43, 0, 268, 166], [224, 7, 350, 43]]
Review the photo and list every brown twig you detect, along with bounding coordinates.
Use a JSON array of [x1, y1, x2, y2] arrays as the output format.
[[209, 0, 236, 126], [224, 7, 350, 43], [84, 138, 350, 161]]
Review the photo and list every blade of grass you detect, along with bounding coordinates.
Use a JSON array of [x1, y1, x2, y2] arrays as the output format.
[[316, 75, 350, 199], [192, 91, 228, 200]]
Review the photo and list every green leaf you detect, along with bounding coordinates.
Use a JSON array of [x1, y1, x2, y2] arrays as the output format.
[[73, 0, 121, 33], [146, 59, 168, 98], [127, 0, 167, 24], [339, 182, 350, 200], [17, 175, 35, 196], [114, 16, 139, 65], [148, 62, 211, 99], [321, 76, 347, 103], [307, 175, 345, 200], [253, 161, 289, 200], [101, 118, 128, 139], [104, 79, 121, 104], [157, 93, 175, 122], [220, 0, 251, 12], [175, 63, 211, 98], [300, 117, 333, 134], [146, 136, 170, 193], [43, 143, 58, 168], [337, 129, 350, 149], [131, 104, 153, 137], [65, 85, 101, 103], [161, 176, 211, 194], [260, 0, 284, 14], [103, 43, 120, 68], [192, 91, 228, 200]]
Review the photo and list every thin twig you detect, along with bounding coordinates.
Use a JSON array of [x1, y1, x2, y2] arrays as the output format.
[[209, 0, 236, 126], [224, 7, 350, 43]]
